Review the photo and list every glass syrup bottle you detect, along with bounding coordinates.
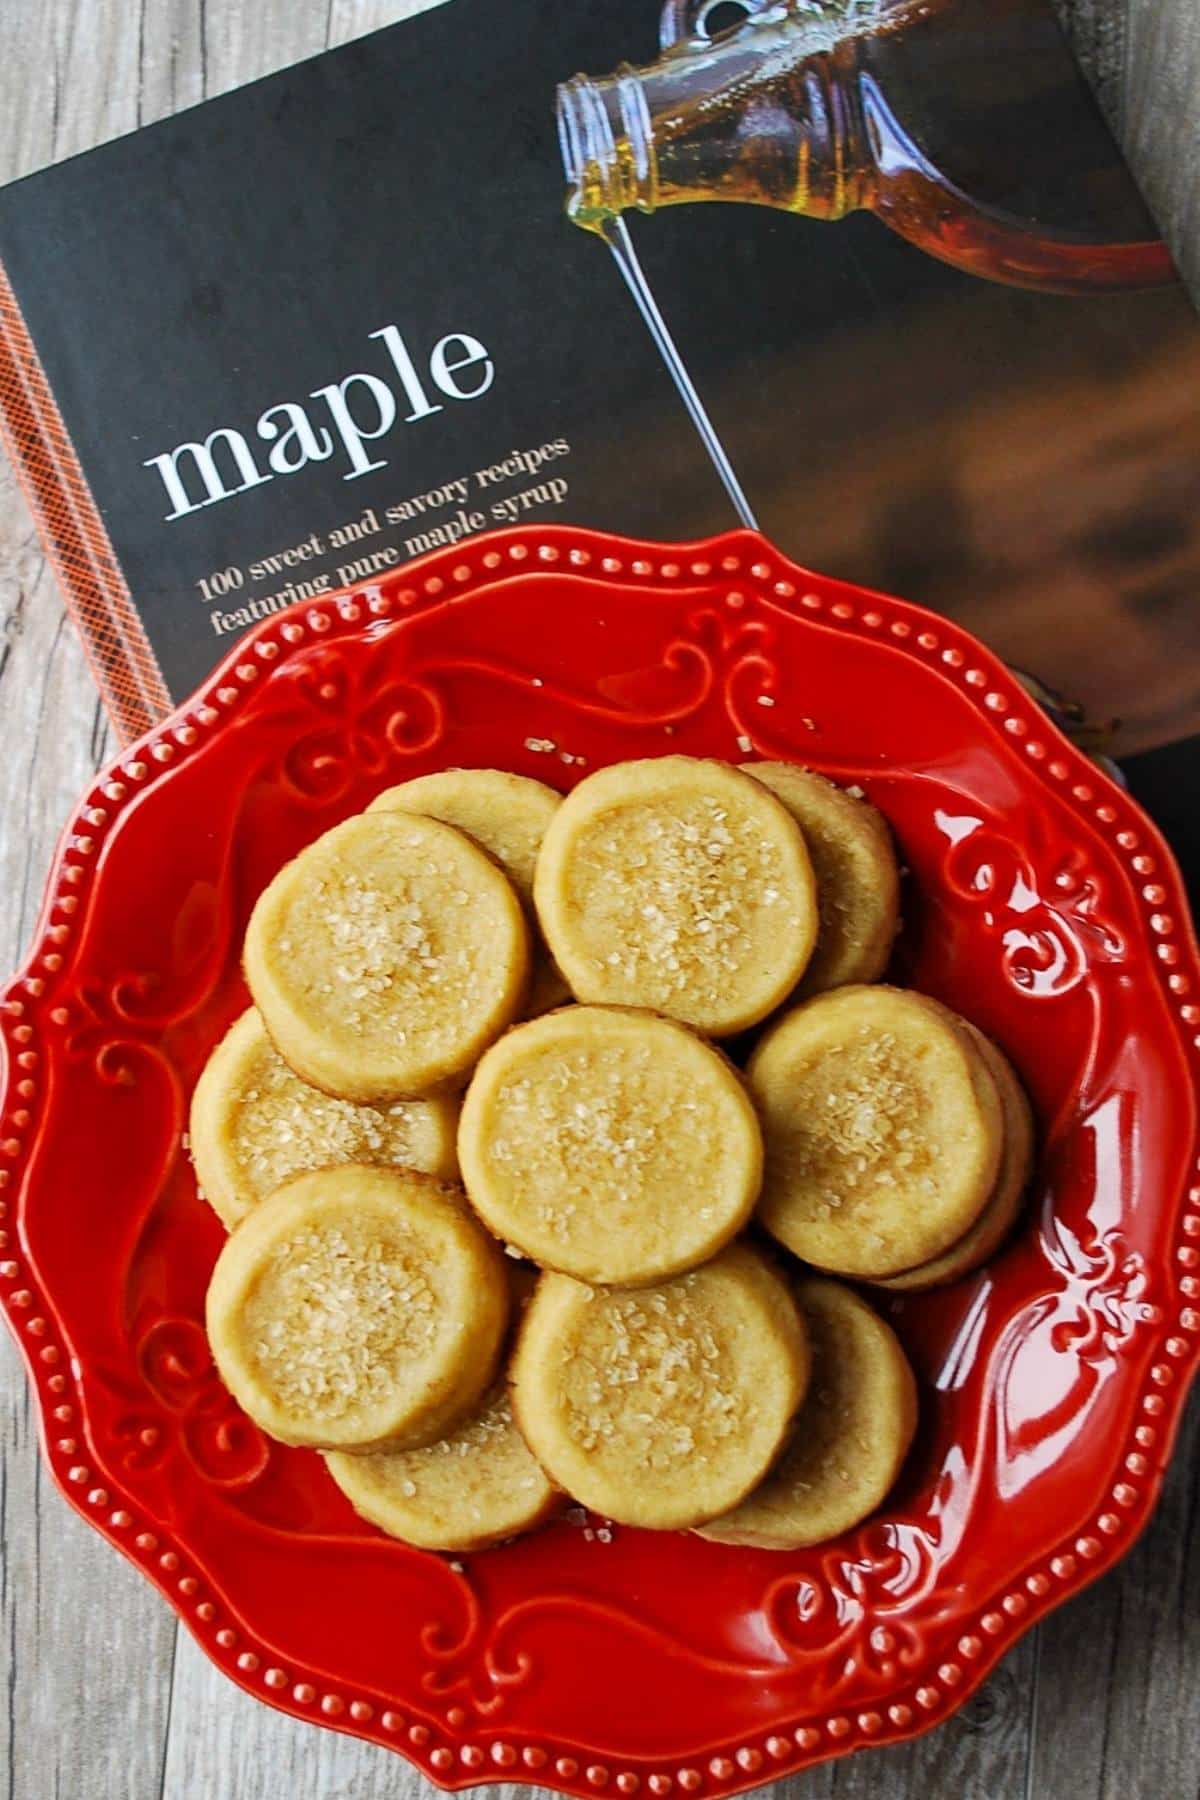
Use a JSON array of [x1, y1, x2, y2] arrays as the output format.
[[557, 0, 1173, 294]]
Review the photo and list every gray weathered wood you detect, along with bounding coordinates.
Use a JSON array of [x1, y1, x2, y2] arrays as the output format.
[[1125, 0, 1200, 296], [1053, 0, 1200, 295], [159, 1630, 424, 1798], [0, 2, 1197, 1797], [1028, 1390, 1200, 1800], [1052, 0, 1130, 132], [0, 6, 176, 1796]]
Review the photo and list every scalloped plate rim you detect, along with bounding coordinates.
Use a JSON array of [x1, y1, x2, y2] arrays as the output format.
[[1, 521, 1197, 1794]]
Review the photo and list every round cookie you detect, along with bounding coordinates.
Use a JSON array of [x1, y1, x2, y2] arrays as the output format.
[[698, 1278, 917, 1549], [206, 1165, 508, 1452], [368, 768, 569, 1014], [510, 1245, 809, 1530], [244, 811, 530, 1101], [458, 1005, 763, 1285], [325, 1379, 559, 1552], [748, 986, 1004, 1278], [874, 1024, 1034, 1291], [190, 1007, 460, 1229], [533, 756, 818, 1036], [741, 762, 899, 997]]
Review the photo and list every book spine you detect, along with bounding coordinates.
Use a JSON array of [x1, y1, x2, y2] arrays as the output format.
[[0, 258, 171, 745]]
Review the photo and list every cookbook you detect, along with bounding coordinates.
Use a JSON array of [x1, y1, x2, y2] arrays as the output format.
[[0, 0, 1197, 882]]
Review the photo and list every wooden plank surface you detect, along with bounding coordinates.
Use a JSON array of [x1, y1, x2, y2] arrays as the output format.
[[0, 14, 189, 1800], [0, 2, 1196, 1797]]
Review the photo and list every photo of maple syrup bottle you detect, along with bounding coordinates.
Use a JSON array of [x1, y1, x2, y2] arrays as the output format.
[[557, 0, 1174, 293]]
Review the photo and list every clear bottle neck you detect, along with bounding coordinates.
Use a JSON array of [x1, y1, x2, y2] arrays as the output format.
[[557, 21, 872, 233]]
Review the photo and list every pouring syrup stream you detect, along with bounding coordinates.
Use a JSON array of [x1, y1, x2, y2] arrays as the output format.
[[599, 217, 760, 531]]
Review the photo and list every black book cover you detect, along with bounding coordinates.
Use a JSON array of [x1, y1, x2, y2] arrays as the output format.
[[0, 0, 1197, 880]]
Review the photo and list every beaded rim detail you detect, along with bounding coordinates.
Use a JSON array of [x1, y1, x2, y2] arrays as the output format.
[[1, 525, 1198, 1796]]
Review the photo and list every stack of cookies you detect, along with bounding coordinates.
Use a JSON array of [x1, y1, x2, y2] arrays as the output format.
[[193, 756, 1033, 1553]]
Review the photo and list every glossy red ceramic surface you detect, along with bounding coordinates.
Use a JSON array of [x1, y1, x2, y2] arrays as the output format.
[[2, 525, 1198, 1790]]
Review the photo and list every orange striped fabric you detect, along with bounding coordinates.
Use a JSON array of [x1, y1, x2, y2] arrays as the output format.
[[0, 259, 171, 744]]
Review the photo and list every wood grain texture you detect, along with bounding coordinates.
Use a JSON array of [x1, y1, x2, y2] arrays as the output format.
[[1052, 0, 1130, 130], [1125, 0, 1200, 294], [160, 1632, 420, 1798], [0, 2, 1196, 1797], [1028, 1392, 1200, 1800], [0, 8, 176, 1797]]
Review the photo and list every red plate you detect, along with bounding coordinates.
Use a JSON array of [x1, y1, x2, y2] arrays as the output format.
[[3, 524, 1199, 1790]]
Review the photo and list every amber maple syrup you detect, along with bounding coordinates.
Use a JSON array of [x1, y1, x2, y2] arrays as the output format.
[[560, 0, 1172, 292], [557, 0, 1172, 526]]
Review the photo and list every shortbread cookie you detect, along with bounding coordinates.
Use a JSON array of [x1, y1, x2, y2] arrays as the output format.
[[325, 1377, 559, 1552], [510, 1245, 809, 1529], [369, 768, 569, 1014], [874, 1024, 1033, 1291], [533, 757, 818, 1036], [699, 1278, 917, 1549], [206, 1165, 508, 1452], [190, 1007, 460, 1229], [741, 763, 899, 996], [749, 986, 1004, 1278], [458, 1005, 762, 1285], [244, 811, 530, 1101]]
